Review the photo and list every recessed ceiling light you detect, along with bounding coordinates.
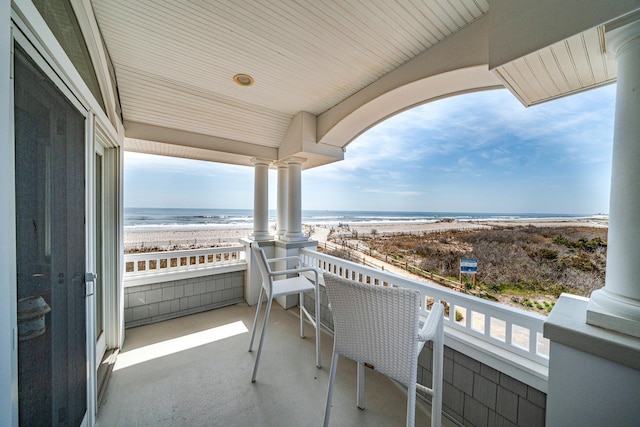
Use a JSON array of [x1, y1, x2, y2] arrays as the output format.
[[233, 73, 254, 86]]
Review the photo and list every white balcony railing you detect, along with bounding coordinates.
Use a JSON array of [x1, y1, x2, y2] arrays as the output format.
[[300, 248, 550, 368], [121, 244, 547, 389], [124, 245, 246, 287]]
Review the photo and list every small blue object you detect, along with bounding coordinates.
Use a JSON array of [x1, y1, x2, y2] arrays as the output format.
[[460, 258, 478, 273]]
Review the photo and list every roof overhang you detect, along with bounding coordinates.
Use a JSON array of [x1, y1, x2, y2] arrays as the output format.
[[87, 1, 640, 168]]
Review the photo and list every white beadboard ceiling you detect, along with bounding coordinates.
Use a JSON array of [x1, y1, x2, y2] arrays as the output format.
[[91, 0, 490, 164], [493, 26, 617, 107], [91, 0, 614, 167]]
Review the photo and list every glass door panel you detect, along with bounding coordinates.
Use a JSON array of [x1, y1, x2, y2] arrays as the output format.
[[95, 151, 106, 364], [14, 43, 87, 426]]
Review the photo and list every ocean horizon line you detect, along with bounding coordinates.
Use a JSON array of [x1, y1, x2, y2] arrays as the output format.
[[126, 206, 607, 216], [124, 207, 608, 232]]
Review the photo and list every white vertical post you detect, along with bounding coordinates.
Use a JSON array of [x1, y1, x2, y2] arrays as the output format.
[[587, 19, 640, 338], [275, 162, 288, 239], [250, 158, 271, 241], [1, 0, 17, 421], [284, 157, 306, 242]]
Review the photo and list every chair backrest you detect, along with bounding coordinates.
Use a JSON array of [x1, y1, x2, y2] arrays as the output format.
[[324, 274, 421, 387], [251, 242, 274, 296]]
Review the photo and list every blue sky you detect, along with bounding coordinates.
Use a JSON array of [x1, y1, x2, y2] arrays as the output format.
[[124, 85, 616, 214]]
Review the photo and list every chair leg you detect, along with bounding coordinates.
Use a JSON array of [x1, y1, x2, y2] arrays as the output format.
[[356, 361, 365, 409], [251, 296, 273, 383], [431, 336, 444, 427], [248, 286, 265, 352], [300, 289, 321, 368], [315, 285, 321, 368], [323, 350, 340, 427], [299, 291, 305, 338], [406, 381, 417, 427]]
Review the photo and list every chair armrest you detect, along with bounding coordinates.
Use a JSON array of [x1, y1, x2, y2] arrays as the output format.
[[265, 254, 322, 287], [268, 266, 320, 286], [419, 303, 444, 342], [300, 269, 325, 287], [267, 255, 304, 266]]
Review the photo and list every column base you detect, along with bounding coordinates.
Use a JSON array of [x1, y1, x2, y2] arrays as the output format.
[[545, 294, 640, 426], [282, 232, 306, 242], [250, 231, 272, 241], [587, 288, 640, 338]]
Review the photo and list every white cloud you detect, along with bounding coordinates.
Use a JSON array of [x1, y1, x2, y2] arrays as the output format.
[[126, 85, 615, 214]]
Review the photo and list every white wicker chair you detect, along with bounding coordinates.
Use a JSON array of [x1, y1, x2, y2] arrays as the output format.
[[323, 274, 444, 427], [248, 242, 321, 383]]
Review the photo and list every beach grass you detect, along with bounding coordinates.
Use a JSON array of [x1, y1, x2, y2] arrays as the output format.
[[125, 218, 607, 314]]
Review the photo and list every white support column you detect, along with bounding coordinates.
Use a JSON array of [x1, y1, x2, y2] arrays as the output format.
[[275, 162, 288, 239], [283, 157, 306, 242], [250, 158, 272, 241], [587, 19, 640, 338]]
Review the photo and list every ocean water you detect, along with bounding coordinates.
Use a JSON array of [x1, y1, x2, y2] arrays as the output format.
[[124, 207, 600, 232]]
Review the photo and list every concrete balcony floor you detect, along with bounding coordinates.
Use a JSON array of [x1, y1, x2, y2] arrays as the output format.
[[97, 301, 452, 426]]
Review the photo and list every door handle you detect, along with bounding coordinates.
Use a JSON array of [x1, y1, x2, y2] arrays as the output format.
[[85, 272, 97, 296]]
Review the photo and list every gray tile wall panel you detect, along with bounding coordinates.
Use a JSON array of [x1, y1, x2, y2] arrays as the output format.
[[517, 399, 545, 427], [453, 365, 474, 395], [162, 286, 175, 301], [497, 387, 519, 423], [481, 364, 501, 384], [124, 271, 244, 328], [500, 373, 529, 397], [488, 410, 519, 427], [473, 375, 497, 409], [464, 397, 489, 426], [527, 386, 547, 409], [455, 352, 481, 373]]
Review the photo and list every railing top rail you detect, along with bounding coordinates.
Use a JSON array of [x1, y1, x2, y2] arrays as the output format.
[[124, 245, 245, 260], [123, 245, 247, 283]]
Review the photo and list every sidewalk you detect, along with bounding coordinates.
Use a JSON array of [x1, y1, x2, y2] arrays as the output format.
[[314, 234, 445, 288]]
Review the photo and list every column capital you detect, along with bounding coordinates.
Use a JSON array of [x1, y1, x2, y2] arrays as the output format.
[[250, 157, 272, 166], [606, 18, 640, 57], [284, 156, 306, 165], [273, 161, 289, 169]]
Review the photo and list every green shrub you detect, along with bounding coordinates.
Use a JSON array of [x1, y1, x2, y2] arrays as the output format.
[[539, 248, 559, 260]]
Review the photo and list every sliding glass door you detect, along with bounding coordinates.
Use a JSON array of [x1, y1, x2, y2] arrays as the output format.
[[14, 43, 88, 426]]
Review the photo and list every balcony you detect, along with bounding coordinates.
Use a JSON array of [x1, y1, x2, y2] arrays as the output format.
[[96, 300, 452, 426], [112, 245, 548, 426]]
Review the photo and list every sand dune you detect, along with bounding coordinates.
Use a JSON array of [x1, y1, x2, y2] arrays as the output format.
[[125, 217, 607, 252]]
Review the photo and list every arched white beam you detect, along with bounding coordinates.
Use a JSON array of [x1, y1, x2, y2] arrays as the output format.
[[316, 15, 503, 148], [317, 65, 502, 148]]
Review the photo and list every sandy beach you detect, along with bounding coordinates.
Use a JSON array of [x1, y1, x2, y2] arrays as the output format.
[[124, 228, 253, 251], [124, 217, 608, 252]]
